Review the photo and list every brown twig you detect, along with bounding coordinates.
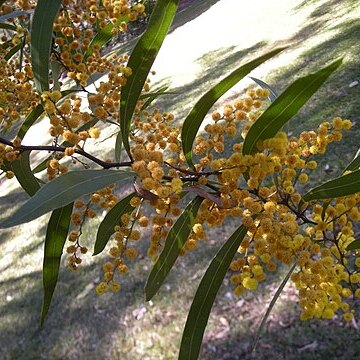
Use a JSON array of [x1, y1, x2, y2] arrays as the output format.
[[0, 136, 131, 169]]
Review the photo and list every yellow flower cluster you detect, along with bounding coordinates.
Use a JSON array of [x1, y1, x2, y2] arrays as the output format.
[[96, 195, 141, 294], [108, 86, 358, 321], [129, 108, 186, 258], [0, 0, 142, 147], [0, 55, 38, 131], [2, 1, 358, 320], [67, 185, 118, 271], [0, 143, 19, 178], [51, 0, 144, 86]]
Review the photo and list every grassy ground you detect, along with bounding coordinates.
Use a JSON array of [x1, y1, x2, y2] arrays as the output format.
[[1, 0, 360, 359]]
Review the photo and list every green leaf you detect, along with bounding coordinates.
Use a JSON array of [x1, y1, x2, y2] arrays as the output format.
[[51, 60, 63, 91], [31, 0, 62, 92], [84, 23, 113, 60], [139, 85, 176, 110], [0, 23, 17, 31], [252, 263, 296, 351], [41, 203, 73, 326], [0, 169, 134, 228], [120, 0, 179, 159], [84, 16, 127, 60], [1, 39, 12, 50], [18, 34, 26, 71], [243, 59, 343, 155], [17, 104, 44, 140], [249, 76, 278, 101], [145, 195, 203, 301], [93, 192, 136, 255], [4, 42, 22, 61], [346, 238, 360, 251], [12, 150, 40, 196], [321, 200, 331, 221], [181, 47, 286, 169], [115, 130, 123, 163], [343, 148, 360, 173], [303, 169, 360, 202], [179, 225, 248, 360]]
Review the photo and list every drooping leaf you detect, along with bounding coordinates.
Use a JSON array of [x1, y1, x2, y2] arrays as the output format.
[[243, 59, 343, 155], [0, 23, 17, 30], [346, 238, 360, 251], [1, 39, 12, 50], [179, 225, 248, 360], [0, 169, 134, 228], [4, 42, 22, 61], [249, 76, 278, 102], [145, 195, 203, 301], [18, 34, 26, 71], [93, 192, 136, 255], [17, 104, 44, 140], [321, 200, 331, 221], [31, 0, 62, 92], [139, 85, 176, 110], [12, 150, 40, 196], [120, 0, 179, 158], [252, 263, 296, 351], [343, 148, 360, 173], [84, 23, 114, 60], [115, 130, 123, 163], [41, 203, 73, 326], [181, 47, 286, 169], [50, 60, 63, 91], [84, 16, 127, 60], [303, 169, 360, 202]]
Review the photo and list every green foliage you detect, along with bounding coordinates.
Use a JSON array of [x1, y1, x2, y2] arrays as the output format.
[[252, 263, 296, 351], [1, 1, 359, 359], [346, 238, 360, 251], [4, 41, 22, 60], [41, 203, 73, 326], [303, 169, 360, 201], [84, 15, 128, 60], [0, 170, 134, 228], [145, 196, 203, 301], [242, 59, 343, 155], [17, 104, 44, 140], [0, 22, 17, 30], [94, 192, 136, 255], [120, 0, 179, 158], [344, 148, 360, 173], [30, 0, 62, 92], [114, 130, 123, 163], [181, 47, 286, 169], [12, 151, 41, 196], [179, 225, 247, 360]]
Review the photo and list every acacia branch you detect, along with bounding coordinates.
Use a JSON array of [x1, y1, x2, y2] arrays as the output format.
[[0, 136, 132, 169]]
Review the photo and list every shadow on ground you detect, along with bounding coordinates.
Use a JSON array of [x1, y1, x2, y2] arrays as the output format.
[[1, 1, 360, 359], [265, 6, 360, 163], [154, 41, 268, 121]]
